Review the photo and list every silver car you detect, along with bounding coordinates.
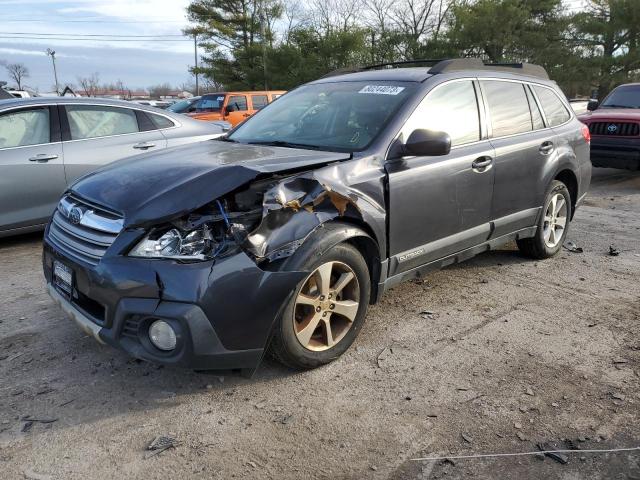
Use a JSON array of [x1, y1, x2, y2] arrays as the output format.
[[0, 97, 229, 237]]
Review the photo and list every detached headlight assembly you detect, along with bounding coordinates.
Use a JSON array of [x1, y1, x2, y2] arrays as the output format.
[[129, 226, 219, 260]]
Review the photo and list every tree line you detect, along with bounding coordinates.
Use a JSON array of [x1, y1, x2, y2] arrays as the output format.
[[185, 0, 640, 98]]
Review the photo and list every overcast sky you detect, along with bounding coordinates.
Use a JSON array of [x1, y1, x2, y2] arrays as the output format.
[[1, 0, 587, 93], [0, 0, 195, 92]]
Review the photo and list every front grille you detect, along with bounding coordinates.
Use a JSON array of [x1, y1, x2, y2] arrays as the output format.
[[47, 194, 123, 266], [589, 122, 640, 136]]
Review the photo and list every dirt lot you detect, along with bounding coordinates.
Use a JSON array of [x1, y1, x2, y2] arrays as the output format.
[[0, 168, 638, 480]]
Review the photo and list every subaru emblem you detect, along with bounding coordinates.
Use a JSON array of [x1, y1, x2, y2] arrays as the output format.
[[69, 207, 83, 225], [607, 124, 618, 133]]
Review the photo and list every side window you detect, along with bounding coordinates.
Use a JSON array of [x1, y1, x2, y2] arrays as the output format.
[[482, 80, 532, 137], [401, 80, 480, 147], [533, 86, 571, 127], [66, 105, 138, 140], [149, 113, 175, 129], [251, 95, 269, 110], [0, 108, 50, 149], [525, 86, 545, 130], [227, 95, 248, 112]]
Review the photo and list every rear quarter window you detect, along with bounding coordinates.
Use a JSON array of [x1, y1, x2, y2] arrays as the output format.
[[149, 113, 175, 129], [533, 86, 571, 127], [482, 80, 532, 137]]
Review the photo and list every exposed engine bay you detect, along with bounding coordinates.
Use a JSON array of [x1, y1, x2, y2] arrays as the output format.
[[128, 172, 364, 264]]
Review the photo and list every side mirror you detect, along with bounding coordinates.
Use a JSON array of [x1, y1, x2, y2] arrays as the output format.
[[403, 129, 451, 157], [587, 99, 599, 111]]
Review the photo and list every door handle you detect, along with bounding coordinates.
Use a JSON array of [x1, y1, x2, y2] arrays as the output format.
[[28, 154, 58, 163], [539, 141, 554, 155], [133, 142, 156, 150], [472, 156, 493, 171], [242, 113, 251, 117]]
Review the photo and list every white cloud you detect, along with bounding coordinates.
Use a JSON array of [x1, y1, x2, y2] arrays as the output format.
[[0, 47, 86, 58], [57, 0, 191, 22]]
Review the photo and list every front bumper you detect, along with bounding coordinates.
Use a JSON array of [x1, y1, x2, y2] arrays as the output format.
[[43, 236, 306, 371], [590, 137, 640, 170]]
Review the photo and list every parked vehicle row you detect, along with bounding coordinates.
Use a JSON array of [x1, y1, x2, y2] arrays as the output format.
[[0, 97, 227, 237], [186, 90, 286, 126], [41, 59, 591, 374]]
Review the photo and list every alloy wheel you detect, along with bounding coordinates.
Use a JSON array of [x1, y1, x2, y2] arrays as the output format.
[[543, 193, 568, 248], [293, 261, 360, 352]]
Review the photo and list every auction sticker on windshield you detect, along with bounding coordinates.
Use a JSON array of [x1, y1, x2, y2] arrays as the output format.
[[358, 85, 405, 95]]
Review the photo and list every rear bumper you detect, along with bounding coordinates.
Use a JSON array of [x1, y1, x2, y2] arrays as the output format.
[[43, 234, 306, 371], [590, 137, 640, 170]]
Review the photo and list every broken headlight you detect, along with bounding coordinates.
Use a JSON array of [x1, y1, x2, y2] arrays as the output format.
[[129, 225, 219, 260]]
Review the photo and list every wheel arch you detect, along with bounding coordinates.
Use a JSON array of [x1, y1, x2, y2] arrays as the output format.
[[554, 168, 578, 219], [277, 219, 383, 305]]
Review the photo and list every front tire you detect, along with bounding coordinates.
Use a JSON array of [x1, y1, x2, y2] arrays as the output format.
[[269, 241, 370, 369], [517, 180, 572, 259]]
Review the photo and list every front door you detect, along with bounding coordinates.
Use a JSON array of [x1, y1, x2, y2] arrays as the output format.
[[386, 79, 495, 276], [0, 105, 67, 232], [225, 95, 250, 126], [60, 104, 166, 183]]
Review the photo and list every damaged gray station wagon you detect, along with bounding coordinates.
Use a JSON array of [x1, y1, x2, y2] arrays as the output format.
[[43, 59, 591, 374]]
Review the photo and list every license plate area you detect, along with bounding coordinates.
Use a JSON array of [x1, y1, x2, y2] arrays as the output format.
[[53, 260, 73, 296]]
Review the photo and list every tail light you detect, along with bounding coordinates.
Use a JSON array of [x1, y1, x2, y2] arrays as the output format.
[[581, 123, 591, 144]]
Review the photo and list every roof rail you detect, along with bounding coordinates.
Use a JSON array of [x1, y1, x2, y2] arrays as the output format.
[[362, 59, 447, 70], [320, 58, 549, 80], [429, 59, 549, 79]]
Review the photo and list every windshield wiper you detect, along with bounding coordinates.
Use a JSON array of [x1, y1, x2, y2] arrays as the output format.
[[247, 140, 322, 150], [601, 104, 637, 109]]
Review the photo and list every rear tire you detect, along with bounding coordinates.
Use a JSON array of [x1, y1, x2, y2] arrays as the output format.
[[269, 241, 370, 369], [517, 180, 571, 259]]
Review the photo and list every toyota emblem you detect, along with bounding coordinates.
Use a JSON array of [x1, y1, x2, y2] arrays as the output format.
[[607, 124, 618, 133], [69, 207, 83, 225]]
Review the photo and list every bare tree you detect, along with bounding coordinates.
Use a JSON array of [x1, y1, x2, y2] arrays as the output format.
[[77, 73, 100, 97], [148, 83, 173, 99], [363, 0, 394, 33], [282, 0, 308, 44], [5, 63, 30, 90], [310, 0, 363, 34]]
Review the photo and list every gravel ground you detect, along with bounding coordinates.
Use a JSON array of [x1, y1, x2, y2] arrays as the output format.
[[0, 168, 638, 480]]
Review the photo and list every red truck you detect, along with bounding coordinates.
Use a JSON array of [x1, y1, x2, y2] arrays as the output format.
[[579, 83, 640, 170]]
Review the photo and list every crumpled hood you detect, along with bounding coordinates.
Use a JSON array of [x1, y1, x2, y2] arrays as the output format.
[[71, 140, 351, 227]]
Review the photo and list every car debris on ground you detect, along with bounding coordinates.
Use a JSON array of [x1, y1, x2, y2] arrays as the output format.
[[563, 241, 584, 253], [145, 436, 179, 459]]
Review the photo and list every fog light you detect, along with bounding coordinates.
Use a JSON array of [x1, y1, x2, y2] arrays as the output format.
[[148, 320, 177, 351]]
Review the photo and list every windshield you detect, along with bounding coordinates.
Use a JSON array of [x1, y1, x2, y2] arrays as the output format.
[[197, 94, 226, 112], [601, 85, 640, 109], [167, 98, 195, 113], [228, 81, 416, 151]]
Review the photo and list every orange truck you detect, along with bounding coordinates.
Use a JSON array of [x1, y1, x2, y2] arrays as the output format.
[[187, 91, 286, 127]]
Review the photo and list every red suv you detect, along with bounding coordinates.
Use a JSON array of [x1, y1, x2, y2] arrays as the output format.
[[579, 83, 640, 170]]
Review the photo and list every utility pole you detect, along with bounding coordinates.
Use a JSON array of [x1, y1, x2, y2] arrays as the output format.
[[46, 48, 59, 95], [370, 31, 375, 64], [193, 34, 199, 96], [259, 0, 268, 91]]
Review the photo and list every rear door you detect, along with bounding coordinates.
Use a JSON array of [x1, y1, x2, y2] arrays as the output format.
[[385, 79, 496, 275], [481, 80, 554, 237], [0, 105, 66, 231], [225, 95, 250, 126], [60, 104, 166, 184], [250, 94, 269, 112]]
